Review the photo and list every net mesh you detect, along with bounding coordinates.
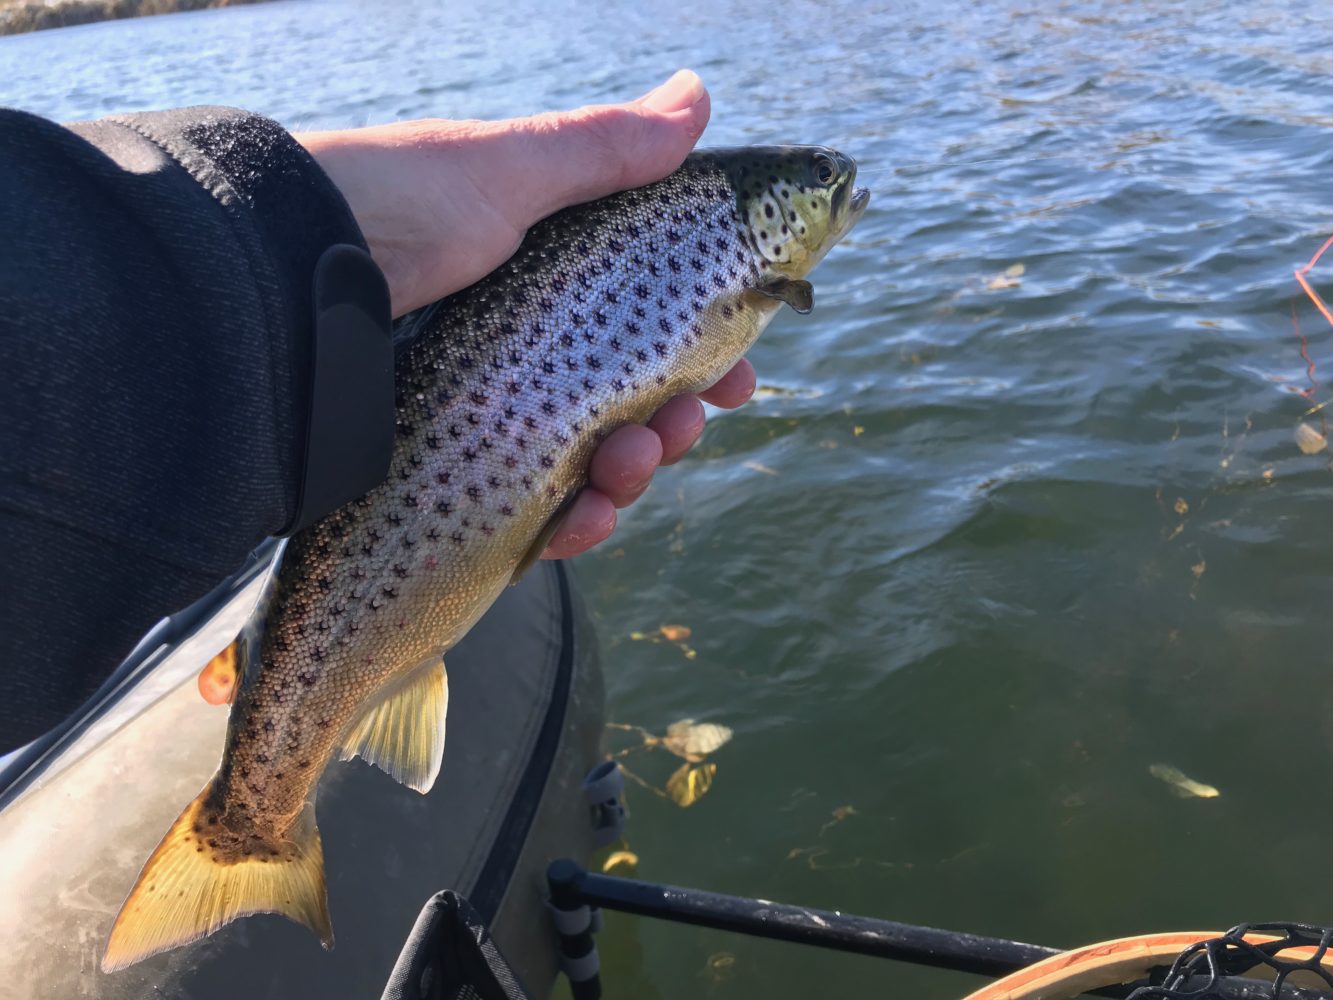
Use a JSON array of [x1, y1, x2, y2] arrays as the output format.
[[1126, 923, 1333, 999]]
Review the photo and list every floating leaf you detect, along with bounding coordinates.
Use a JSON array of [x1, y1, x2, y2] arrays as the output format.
[[1295, 421, 1327, 455], [752, 384, 823, 400], [666, 761, 717, 807], [1149, 763, 1220, 799], [659, 624, 692, 642], [986, 262, 1025, 290], [819, 804, 860, 836], [602, 850, 639, 874], [663, 719, 733, 761]]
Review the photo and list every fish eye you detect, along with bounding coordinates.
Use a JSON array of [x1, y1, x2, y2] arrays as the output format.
[[813, 154, 838, 187]]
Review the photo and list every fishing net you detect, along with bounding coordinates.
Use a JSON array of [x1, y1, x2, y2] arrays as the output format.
[[1126, 923, 1333, 1000], [380, 891, 531, 1000]]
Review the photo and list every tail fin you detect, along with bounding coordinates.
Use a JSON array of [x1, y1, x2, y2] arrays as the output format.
[[102, 781, 332, 972]]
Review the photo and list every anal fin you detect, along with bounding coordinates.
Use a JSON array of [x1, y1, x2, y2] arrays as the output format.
[[337, 655, 448, 793]]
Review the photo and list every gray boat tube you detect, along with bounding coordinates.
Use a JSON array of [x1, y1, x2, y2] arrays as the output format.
[[0, 546, 604, 999]]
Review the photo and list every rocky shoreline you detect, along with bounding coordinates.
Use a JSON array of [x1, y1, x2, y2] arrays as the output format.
[[0, 0, 271, 36]]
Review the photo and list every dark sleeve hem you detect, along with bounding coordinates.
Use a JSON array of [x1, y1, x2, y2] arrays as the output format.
[[92, 106, 393, 532]]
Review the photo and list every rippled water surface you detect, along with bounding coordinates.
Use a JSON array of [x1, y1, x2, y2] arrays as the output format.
[[7, 1, 1333, 996]]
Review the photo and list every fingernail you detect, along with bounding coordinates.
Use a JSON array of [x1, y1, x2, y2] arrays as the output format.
[[641, 69, 705, 113]]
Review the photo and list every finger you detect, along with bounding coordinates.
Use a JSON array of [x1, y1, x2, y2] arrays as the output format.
[[588, 423, 663, 508], [541, 489, 617, 559], [508, 70, 711, 221], [698, 358, 757, 409], [648, 394, 707, 466]]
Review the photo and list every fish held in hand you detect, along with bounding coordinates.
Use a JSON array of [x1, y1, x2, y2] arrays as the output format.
[[103, 145, 869, 971]]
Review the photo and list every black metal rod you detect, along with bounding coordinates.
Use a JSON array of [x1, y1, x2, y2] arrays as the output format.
[[547, 862, 1333, 1000], [548, 859, 1057, 980], [547, 860, 602, 1000]]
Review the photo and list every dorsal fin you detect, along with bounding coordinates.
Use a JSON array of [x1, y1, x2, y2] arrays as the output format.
[[196, 542, 287, 706], [337, 655, 449, 794]]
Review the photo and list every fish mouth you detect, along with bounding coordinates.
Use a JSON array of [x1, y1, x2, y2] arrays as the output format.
[[835, 177, 870, 238], [834, 156, 869, 236]]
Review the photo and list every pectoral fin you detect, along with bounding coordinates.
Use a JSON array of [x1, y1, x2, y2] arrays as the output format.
[[510, 491, 579, 585], [753, 277, 814, 314], [338, 655, 448, 793]]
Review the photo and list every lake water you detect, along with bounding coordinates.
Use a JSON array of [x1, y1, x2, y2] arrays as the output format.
[[6, 1, 1333, 996]]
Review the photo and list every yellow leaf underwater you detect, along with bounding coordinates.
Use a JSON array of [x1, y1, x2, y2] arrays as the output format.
[[1149, 763, 1220, 798], [666, 762, 717, 807], [662, 719, 733, 761], [601, 850, 639, 874], [1295, 421, 1328, 455], [702, 952, 737, 984]]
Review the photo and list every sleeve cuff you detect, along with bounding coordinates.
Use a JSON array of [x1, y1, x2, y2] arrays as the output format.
[[96, 106, 395, 533]]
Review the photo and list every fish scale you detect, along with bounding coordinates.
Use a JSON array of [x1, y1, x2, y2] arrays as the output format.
[[103, 144, 869, 972]]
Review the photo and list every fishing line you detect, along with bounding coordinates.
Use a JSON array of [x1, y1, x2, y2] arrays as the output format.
[[1292, 234, 1333, 433]]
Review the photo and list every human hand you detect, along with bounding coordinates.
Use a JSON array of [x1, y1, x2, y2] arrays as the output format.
[[295, 71, 756, 561]]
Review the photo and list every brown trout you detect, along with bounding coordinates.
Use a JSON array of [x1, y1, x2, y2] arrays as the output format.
[[103, 145, 869, 971]]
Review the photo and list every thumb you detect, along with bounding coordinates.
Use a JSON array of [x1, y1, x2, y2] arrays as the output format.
[[508, 70, 710, 221]]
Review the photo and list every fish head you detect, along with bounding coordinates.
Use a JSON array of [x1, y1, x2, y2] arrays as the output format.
[[713, 145, 870, 279]]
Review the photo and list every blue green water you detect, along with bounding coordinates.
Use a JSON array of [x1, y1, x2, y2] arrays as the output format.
[[7, 1, 1333, 996]]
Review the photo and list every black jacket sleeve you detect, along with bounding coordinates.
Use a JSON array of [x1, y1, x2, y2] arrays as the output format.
[[0, 106, 393, 751]]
